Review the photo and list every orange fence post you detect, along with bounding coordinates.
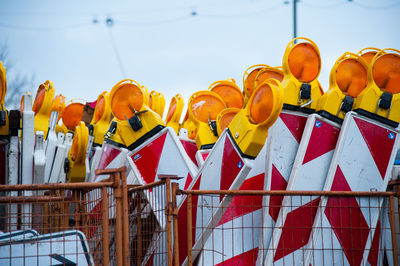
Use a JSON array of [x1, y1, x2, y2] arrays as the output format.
[[172, 182, 180, 266], [101, 186, 110, 266], [389, 195, 399, 266]]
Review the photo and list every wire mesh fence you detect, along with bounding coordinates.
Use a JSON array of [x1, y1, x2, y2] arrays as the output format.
[[0, 167, 398, 266]]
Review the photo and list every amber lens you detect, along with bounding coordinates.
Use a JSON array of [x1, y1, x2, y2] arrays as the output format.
[[256, 69, 284, 86], [211, 85, 244, 108], [166, 97, 177, 123], [93, 96, 106, 123], [249, 83, 273, 124], [51, 95, 66, 114], [372, 54, 400, 94], [111, 83, 143, 120], [71, 133, 78, 161], [190, 94, 225, 123], [336, 59, 368, 98], [288, 43, 321, 82], [32, 86, 45, 114], [63, 103, 84, 131], [20, 95, 24, 112], [245, 68, 263, 96], [219, 109, 239, 132], [360, 52, 377, 66]]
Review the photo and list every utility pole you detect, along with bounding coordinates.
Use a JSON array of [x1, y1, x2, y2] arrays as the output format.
[[293, 0, 297, 42]]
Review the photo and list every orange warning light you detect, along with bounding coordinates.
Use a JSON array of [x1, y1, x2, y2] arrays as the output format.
[[166, 97, 177, 123], [62, 102, 84, 131], [372, 53, 400, 94], [189, 92, 226, 123], [288, 42, 321, 83], [254, 67, 284, 88], [243, 64, 270, 97], [93, 95, 106, 123], [358, 47, 381, 66], [336, 59, 368, 98], [248, 82, 274, 124], [209, 80, 244, 109], [217, 108, 240, 135], [110, 81, 143, 121], [32, 85, 45, 114]]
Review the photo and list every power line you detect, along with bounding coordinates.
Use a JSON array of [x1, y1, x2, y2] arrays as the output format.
[[0, 22, 92, 31], [105, 18, 126, 79]]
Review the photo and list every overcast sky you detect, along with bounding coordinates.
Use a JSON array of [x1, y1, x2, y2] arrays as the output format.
[[1, 0, 399, 113]]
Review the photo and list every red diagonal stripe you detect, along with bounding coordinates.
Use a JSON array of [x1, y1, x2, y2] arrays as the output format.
[[180, 139, 198, 167], [325, 166, 370, 266], [353, 117, 396, 179], [274, 197, 320, 261], [215, 247, 259, 266], [269, 165, 288, 222], [220, 136, 244, 202], [279, 112, 307, 144], [97, 146, 121, 170], [367, 220, 381, 266], [302, 119, 339, 165], [217, 173, 264, 226], [131, 132, 167, 184]]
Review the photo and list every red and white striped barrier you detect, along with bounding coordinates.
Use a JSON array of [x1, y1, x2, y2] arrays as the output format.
[[304, 112, 400, 265]]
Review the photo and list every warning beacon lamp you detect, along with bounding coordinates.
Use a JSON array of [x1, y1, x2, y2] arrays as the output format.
[[358, 47, 381, 66], [149, 90, 166, 118], [316, 52, 369, 123], [208, 79, 244, 109], [243, 64, 270, 104], [89, 91, 112, 146], [180, 110, 197, 139], [0, 61, 9, 136], [60, 100, 85, 134], [188, 90, 226, 149], [281, 37, 322, 112], [51, 94, 66, 122], [65, 121, 89, 182], [228, 78, 284, 158], [32, 80, 55, 137], [254, 66, 284, 89], [165, 94, 184, 134], [104, 79, 165, 150], [216, 107, 240, 136], [353, 48, 400, 126]]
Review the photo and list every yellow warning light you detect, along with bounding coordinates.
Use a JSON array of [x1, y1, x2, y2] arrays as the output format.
[[105, 79, 165, 150], [371, 52, 400, 94], [316, 52, 369, 121], [281, 37, 322, 110], [149, 90, 166, 118], [243, 64, 270, 100], [51, 94, 66, 122], [209, 79, 244, 109], [353, 48, 400, 124], [254, 67, 284, 92], [180, 110, 197, 139], [0, 61, 9, 136], [229, 78, 284, 158], [33, 80, 55, 136], [110, 79, 143, 121], [216, 107, 240, 136], [166, 94, 184, 134], [66, 121, 88, 182], [188, 90, 226, 149], [62, 101, 85, 132], [90, 91, 112, 146], [358, 47, 381, 66]]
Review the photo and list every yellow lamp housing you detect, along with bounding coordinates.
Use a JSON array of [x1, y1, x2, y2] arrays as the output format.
[[209, 79, 244, 109], [149, 90, 166, 118], [89, 91, 112, 146], [353, 48, 400, 126], [33, 80, 55, 137], [51, 94, 66, 123], [105, 79, 165, 150], [316, 52, 369, 123], [180, 110, 197, 139], [229, 78, 284, 158], [66, 122, 89, 182], [166, 94, 184, 134], [60, 100, 85, 134], [243, 64, 270, 104], [254, 66, 284, 89], [188, 91, 226, 149], [216, 107, 240, 136], [358, 47, 381, 66], [281, 37, 322, 112], [0, 61, 9, 136]]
